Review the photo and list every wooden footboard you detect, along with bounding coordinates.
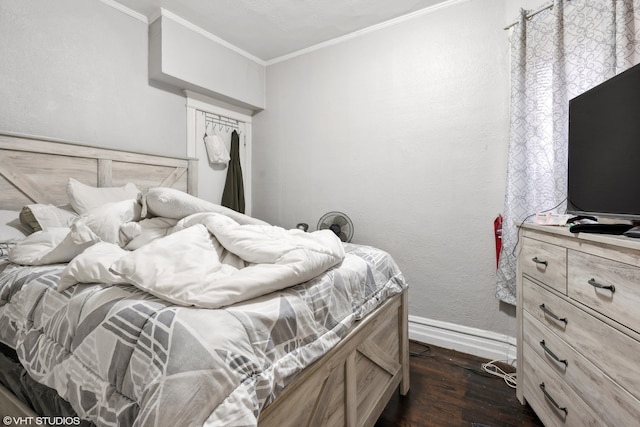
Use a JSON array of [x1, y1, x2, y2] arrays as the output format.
[[259, 288, 410, 427], [0, 290, 410, 425]]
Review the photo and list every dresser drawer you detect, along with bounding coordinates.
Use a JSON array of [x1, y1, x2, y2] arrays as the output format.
[[523, 278, 640, 401], [568, 250, 640, 334], [521, 237, 567, 294], [523, 312, 640, 427], [517, 225, 640, 427], [522, 343, 602, 427]]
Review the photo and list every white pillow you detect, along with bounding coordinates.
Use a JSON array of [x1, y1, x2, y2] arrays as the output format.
[[71, 199, 142, 245], [143, 187, 268, 226], [8, 228, 97, 266], [67, 178, 140, 214], [20, 204, 78, 231], [0, 210, 30, 243], [58, 242, 128, 292]]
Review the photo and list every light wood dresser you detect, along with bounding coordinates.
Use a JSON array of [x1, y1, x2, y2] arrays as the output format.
[[516, 223, 640, 427]]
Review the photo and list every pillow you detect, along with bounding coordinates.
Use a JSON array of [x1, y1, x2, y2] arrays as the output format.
[[0, 210, 31, 243], [67, 178, 140, 214], [143, 187, 268, 226], [8, 227, 97, 266], [70, 199, 142, 246], [20, 204, 78, 232], [58, 242, 128, 292]]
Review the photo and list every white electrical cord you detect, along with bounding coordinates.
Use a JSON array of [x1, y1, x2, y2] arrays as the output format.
[[481, 360, 517, 389]]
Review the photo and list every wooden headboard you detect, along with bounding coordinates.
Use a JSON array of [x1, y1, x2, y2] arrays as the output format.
[[0, 133, 198, 210]]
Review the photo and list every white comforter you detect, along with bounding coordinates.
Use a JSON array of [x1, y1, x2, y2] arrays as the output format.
[[1, 188, 408, 426], [8, 189, 345, 308]]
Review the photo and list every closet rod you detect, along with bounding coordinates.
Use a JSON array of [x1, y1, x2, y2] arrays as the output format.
[[504, 1, 571, 30]]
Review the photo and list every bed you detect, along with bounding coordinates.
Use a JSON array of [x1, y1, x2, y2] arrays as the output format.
[[0, 132, 410, 426]]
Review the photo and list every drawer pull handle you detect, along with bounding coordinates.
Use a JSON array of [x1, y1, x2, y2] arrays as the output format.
[[587, 278, 615, 293], [540, 383, 568, 416], [539, 304, 568, 324], [532, 257, 548, 267], [540, 340, 568, 366]]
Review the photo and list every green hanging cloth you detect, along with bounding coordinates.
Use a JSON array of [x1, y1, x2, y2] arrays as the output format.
[[221, 130, 245, 213]]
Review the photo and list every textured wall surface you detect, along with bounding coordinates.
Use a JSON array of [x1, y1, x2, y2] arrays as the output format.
[[0, 0, 541, 338], [254, 0, 516, 336], [0, 0, 186, 157], [149, 16, 265, 111]]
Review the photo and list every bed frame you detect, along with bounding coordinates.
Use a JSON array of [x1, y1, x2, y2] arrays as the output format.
[[0, 133, 197, 210], [0, 132, 410, 426]]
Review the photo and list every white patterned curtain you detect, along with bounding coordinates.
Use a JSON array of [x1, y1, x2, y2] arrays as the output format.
[[496, 0, 640, 305]]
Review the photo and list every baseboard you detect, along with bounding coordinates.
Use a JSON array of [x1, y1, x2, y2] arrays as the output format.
[[408, 315, 517, 363]]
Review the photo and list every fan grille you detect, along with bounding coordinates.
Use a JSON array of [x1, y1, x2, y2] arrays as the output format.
[[317, 211, 353, 242]]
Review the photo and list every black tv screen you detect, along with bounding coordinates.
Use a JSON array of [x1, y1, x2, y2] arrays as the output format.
[[567, 63, 640, 220]]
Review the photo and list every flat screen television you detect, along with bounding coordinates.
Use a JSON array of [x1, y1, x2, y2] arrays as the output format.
[[567, 62, 640, 222]]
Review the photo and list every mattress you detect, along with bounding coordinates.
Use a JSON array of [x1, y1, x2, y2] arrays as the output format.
[[0, 243, 406, 426]]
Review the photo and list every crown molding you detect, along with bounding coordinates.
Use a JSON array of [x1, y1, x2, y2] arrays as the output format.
[[98, 2, 264, 65], [98, 0, 148, 23], [266, 0, 473, 65], [98, 0, 473, 68], [157, 9, 266, 66]]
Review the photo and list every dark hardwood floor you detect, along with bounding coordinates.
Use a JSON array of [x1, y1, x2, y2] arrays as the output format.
[[376, 341, 544, 427]]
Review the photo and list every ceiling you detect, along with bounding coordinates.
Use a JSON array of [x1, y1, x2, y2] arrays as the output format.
[[114, 0, 450, 62]]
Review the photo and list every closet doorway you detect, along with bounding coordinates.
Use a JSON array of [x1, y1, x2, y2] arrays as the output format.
[[186, 93, 253, 215]]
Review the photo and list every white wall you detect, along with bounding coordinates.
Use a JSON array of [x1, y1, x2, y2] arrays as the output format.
[[0, 0, 536, 340], [0, 0, 185, 157], [253, 0, 517, 336], [149, 15, 266, 112]]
